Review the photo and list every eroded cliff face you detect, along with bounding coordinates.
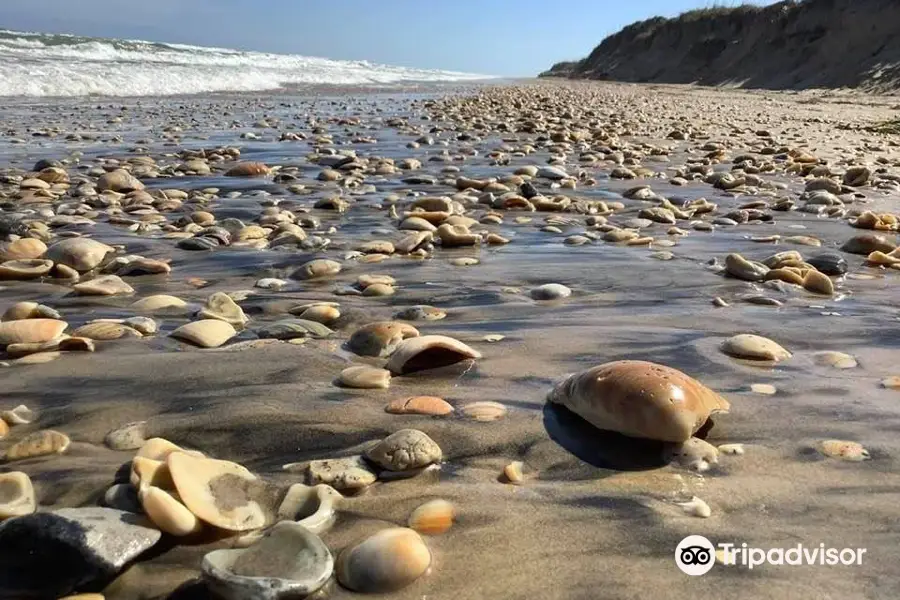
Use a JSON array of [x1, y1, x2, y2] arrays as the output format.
[[540, 0, 900, 91]]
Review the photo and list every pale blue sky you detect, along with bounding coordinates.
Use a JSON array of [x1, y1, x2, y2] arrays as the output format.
[[0, 0, 778, 75]]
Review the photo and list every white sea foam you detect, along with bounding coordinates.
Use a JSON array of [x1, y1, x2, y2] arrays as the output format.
[[0, 29, 493, 97]]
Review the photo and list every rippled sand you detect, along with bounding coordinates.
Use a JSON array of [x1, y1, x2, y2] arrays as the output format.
[[1, 81, 899, 599]]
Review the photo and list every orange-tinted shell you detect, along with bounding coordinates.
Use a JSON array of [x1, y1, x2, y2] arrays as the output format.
[[547, 360, 730, 443]]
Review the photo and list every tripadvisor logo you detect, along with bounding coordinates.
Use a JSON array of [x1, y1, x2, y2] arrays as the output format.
[[675, 535, 867, 575]]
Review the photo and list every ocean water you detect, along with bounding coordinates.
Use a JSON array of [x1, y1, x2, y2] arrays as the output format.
[[0, 29, 493, 97]]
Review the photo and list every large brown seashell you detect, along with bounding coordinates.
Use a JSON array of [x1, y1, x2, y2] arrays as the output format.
[[0, 319, 67, 345], [547, 360, 730, 443]]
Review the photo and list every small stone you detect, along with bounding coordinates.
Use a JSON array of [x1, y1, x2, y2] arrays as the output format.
[[338, 366, 391, 389], [336, 528, 431, 593], [818, 440, 870, 462], [803, 270, 834, 296], [667, 438, 718, 472], [393, 305, 446, 321], [813, 351, 857, 369], [202, 521, 333, 600], [880, 376, 900, 390], [256, 319, 332, 340], [365, 429, 442, 472], [139, 486, 202, 536], [449, 257, 479, 266], [386, 335, 481, 374], [678, 496, 711, 518], [749, 383, 777, 395], [385, 396, 454, 416], [1, 301, 59, 321], [3, 429, 70, 462], [102, 484, 142, 514], [170, 320, 236, 348], [304, 455, 377, 492], [841, 233, 896, 255], [0, 507, 161, 599], [0, 471, 36, 519], [46, 238, 114, 272], [530, 283, 571, 300], [255, 277, 288, 291], [807, 252, 848, 276], [408, 499, 454, 535], [721, 334, 791, 362], [73, 275, 134, 296], [131, 295, 187, 312], [104, 421, 147, 451], [461, 401, 507, 422], [224, 162, 270, 177], [718, 443, 745, 456], [199, 292, 249, 327], [167, 452, 270, 532], [290, 259, 341, 280], [98, 168, 144, 192], [503, 461, 524, 485]]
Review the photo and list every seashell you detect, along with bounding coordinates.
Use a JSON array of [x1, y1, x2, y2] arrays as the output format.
[[725, 253, 768, 281], [97, 168, 144, 192], [72, 322, 142, 340], [0, 238, 47, 262], [72, 274, 135, 296], [136, 437, 197, 461], [139, 486, 202, 536], [460, 401, 507, 422], [548, 360, 730, 443], [0, 471, 36, 519], [3, 429, 70, 462], [503, 461, 525, 485], [290, 259, 341, 280], [385, 396, 454, 416], [45, 237, 114, 271], [58, 337, 95, 352], [131, 294, 187, 311], [336, 528, 431, 594], [1, 301, 59, 321], [0, 319, 67, 345], [386, 335, 481, 375], [881, 376, 900, 390], [304, 455, 377, 492], [202, 521, 333, 600], [365, 429, 442, 471], [749, 383, 776, 395], [530, 283, 571, 300], [338, 366, 391, 389], [122, 316, 158, 335], [813, 351, 857, 369], [224, 162, 270, 177], [199, 292, 248, 327], [362, 283, 395, 296], [678, 496, 711, 518], [357, 240, 395, 255], [170, 320, 236, 348], [408, 499, 454, 535], [130, 456, 175, 490], [256, 319, 332, 340], [289, 303, 340, 324], [276, 483, 341, 534], [348, 322, 419, 357], [436, 223, 480, 247], [0, 259, 53, 280], [802, 269, 834, 295], [0, 404, 33, 425], [393, 305, 446, 321], [818, 440, 870, 462], [167, 452, 269, 531], [841, 233, 896, 255], [721, 334, 791, 362]]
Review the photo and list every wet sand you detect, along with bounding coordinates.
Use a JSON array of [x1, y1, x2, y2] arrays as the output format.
[[1, 81, 899, 599]]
